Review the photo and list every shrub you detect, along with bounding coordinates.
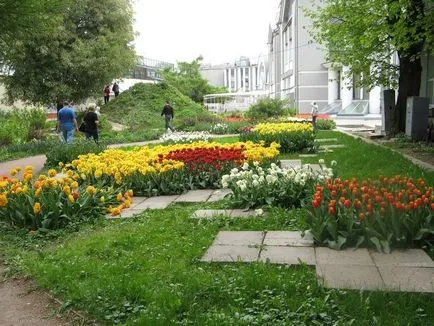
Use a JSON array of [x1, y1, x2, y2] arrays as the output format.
[[316, 119, 336, 130], [306, 175, 434, 252], [0, 111, 29, 145], [45, 140, 108, 167], [245, 98, 289, 120]]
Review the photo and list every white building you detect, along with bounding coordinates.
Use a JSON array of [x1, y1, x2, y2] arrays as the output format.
[[200, 55, 268, 93], [268, 0, 434, 120]]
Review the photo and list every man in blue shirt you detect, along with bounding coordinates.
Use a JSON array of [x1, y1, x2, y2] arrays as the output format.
[[56, 101, 78, 144]]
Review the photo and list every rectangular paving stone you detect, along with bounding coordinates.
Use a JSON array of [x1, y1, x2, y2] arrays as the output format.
[[207, 189, 233, 202], [133, 195, 179, 210], [130, 196, 147, 208], [314, 138, 338, 143], [378, 266, 434, 293], [259, 246, 316, 266], [263, 231, 314, 247], [321, 144, 345, 149], [201, 245, 260, 262], [106, 209, 143, 219], [317, 149, 334, 153], [299, 154, 318, 158], [370, 249, 434, 268], [280, 159, 302, 169], [213, 231, 264, 246], [230, 209, 264, 218], [174, 189, 214, 202], [316, 264, 384, 291], [315, 247, 375, 266], [190, 209, 232, 219]]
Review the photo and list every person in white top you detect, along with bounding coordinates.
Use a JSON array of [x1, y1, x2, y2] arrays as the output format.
[[311, 102, 319, 131]]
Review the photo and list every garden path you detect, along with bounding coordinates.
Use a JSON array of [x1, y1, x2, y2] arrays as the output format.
[[0, 266, 70, 326]]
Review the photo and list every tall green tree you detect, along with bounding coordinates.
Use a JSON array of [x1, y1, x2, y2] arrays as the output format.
[[306, 0, 434, 132], [2, 0, 136, 105], [0, 0, 61, 61], [162, 56, 227, 103]]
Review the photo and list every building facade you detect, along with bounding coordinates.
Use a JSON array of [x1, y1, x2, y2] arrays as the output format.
[[200, 56, 268, 93], [268, 0, 434, 116]]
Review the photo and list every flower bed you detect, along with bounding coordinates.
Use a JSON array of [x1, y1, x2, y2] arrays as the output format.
[[306, 175, 434, 252], [0, 167, 130, 229], [222, 160, 334, 209], [64, 141, 280, 196], [239, 122, 315, 153], [158, 131, 211, 144]]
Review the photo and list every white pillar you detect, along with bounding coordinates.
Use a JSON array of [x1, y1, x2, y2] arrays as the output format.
[[224, 69, 227, 89], [244, 67, 248, 92], [341, 66, 353, 109], [328, 68, 339, 104], [252, 66, 256, 91], [248, 67, 252, 91], [369, 86, 381, 114], [237, 68, 242, 91]]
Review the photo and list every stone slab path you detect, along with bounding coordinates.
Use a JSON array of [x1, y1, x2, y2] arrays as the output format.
[[190, 209, 264, 219], [106, 189, 233, 219], [201, 231, 434, 293]]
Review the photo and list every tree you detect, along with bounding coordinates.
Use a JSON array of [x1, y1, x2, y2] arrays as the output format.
[[2, 0, 136, 105], [0, 0, 62, 61], [306, 0, 434, 133], [162, 56, 227, 103]]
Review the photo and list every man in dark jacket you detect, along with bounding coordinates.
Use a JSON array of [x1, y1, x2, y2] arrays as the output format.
[[161, 100, 175, 131]]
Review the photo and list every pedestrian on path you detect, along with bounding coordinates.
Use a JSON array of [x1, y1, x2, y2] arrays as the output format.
[[56, 101, 78, 144], [161, 100, 175, 132], [83, 104, 100, 144], [104, 85, 110, 104], [112, 82, 120, 97], [311, 101, 319, 131]]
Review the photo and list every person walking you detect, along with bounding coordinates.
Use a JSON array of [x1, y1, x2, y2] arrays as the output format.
[[311, 101, 319, 131], [56, 101, 78, 144], [161, 100, 175, 132], [104, 85, 110, 104], [112, 82, 120, 97], [83, 104, 100, 144]]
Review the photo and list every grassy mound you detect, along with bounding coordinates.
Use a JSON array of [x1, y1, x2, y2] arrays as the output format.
[[101, 82, 214, 131]]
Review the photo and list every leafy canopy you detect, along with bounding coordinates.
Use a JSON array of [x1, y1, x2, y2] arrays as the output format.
[[2, 0, 136, 104], [162, 56, 227, 103], [305, 0, 434, 89]]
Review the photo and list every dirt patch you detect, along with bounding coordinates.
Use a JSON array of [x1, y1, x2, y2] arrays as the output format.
[[390, 147, 434, 167], [0, 266, 93, 326]]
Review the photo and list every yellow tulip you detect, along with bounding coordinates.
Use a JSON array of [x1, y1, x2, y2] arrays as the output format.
[[33, 202, 41, 214]]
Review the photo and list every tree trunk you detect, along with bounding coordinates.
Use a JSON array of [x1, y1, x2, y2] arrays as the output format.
[[394, 53, 422, 133], [393, 0, 425, 134]]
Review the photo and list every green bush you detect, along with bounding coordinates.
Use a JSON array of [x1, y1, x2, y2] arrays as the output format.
[[245, 98, 288, 120], [0, 108, 48, 144], [316, 119, 336, 130], [45, 140, 108, 167]]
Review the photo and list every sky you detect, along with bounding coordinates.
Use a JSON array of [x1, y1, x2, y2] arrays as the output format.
[[133, 0, 280, 65]]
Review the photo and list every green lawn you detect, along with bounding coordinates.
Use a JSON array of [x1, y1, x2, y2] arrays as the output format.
[[1, 130, 434, 325]]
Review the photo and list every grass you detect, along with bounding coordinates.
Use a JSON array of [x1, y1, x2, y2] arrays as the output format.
[[4, 205, 431, 325], [1, 130, 433, 325], [280, 131, 434, 184]]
